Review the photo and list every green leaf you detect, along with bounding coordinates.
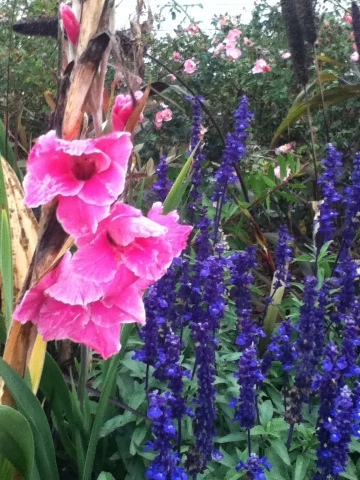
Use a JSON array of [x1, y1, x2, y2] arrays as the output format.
[[82, 324, 135, 480], [0, 406, 34, 478], [97, 473, 116, 480], [259, 400, 274, 426], [271, 84, 360, 148], [271, 439, 291, 466], [294, 455, 310, 480], [0, 208, 13, 328], [0, 122, 15, 169], [39, 354, 76, 460], [163, 142, 200, 214], [0, 357, 59, 480]]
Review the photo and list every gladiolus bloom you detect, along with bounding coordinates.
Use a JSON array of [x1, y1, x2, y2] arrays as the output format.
[[59, 3, 80, 45], [112, 91, 144, 131], [14, 203, 192, 358], [23, 130, 132, 241]]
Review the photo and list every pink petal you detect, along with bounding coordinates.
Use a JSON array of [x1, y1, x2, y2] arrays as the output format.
[[147, 202, 192, 257], [71, 234, 117, 284], [107, 212, 166, 246], [38, 300, 87, 340], [111, 93, 143, 132], [56, 195, 109, 240], [78, 162, 123, 205], [23, 131, 82, 207], [112, 284, 146, 325], [60, 3, 80, 45], [121, 236, 173, 280]]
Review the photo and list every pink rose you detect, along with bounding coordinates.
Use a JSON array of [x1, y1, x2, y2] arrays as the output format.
[[281, 52, 291, 59], [186, 24, 199, 36], [343, 12, 353, 24], [112, 91, 144, 132], [226, 28, 242, 42], [23, 130, 132, 241], [168, 74, 176, 82], [243, 37, 255, 47], [351, 51, 359, 61], [274, 166, 291, 180], [173, 52, 181, 61], [154, 108, 173, 129], [184, 59, 197, 74], [59, 3, 80, 45], [226, 46, 242, 61], [252, 59, 271, 74], [275, 142, 296, 156]]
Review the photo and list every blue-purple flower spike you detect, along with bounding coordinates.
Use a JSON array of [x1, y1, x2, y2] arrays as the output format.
[[212, 96, 252, 240], [317, 144, 343, 244], [236, 453, 272, 480], [146, 391, 188, 480], [153, 155, 172, 202], [273, 225, 293, 290], [343, 153, 360, 250]]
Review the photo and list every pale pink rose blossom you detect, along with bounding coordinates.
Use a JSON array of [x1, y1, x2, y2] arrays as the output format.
[[212, 43, 226, 57], [173, 52, 181, 61], [112, 91, 144, 131], [281, 52, 291, 59], [252, 58, 271, 74], [275, 142, 296, 156], [186, 24, 200, 36], [23, 130, 132, 241], [168, 74, 176, 82], [226, 46, 242, 61], [60, 3, 80, 45], [200, 124, 207, 139], [274, 165, 291, 180], [219, 15, 229, 27], [343, 12, 353, 24], [243, 37, 255, 47], [351, 51, 359, 61], [184, 59, 197, 74], [154, 108, 173, 129], [226, 29, 241, 43]]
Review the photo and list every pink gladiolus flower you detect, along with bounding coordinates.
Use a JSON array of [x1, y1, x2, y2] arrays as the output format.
[[173, 52, 181, 61], [112, 91, 144, 131], [14, 202, 192, 358], [281, 51, 291, 59], [351, 51, 359, 61], [59, 3, 80, 45], [343, 12, 353, 24], [252, 59, 271, 74], [184, 59, 197, 74], [23, 130, 132, 241], [186, 24, 199, 36], [13, 252, 147, 359]]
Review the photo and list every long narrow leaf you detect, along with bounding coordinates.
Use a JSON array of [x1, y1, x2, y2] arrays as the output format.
[[0, 209, 13, 329], [163, 142, 200, 214], [270, 84, 360, 149], [0, 357, 59, 480], [82, 323, 135, 480], [0, 405, 34, 479]]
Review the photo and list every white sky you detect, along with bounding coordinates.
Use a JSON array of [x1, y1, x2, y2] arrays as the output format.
[[115, 0, 350, 33], [115, 0, 280, 32]]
